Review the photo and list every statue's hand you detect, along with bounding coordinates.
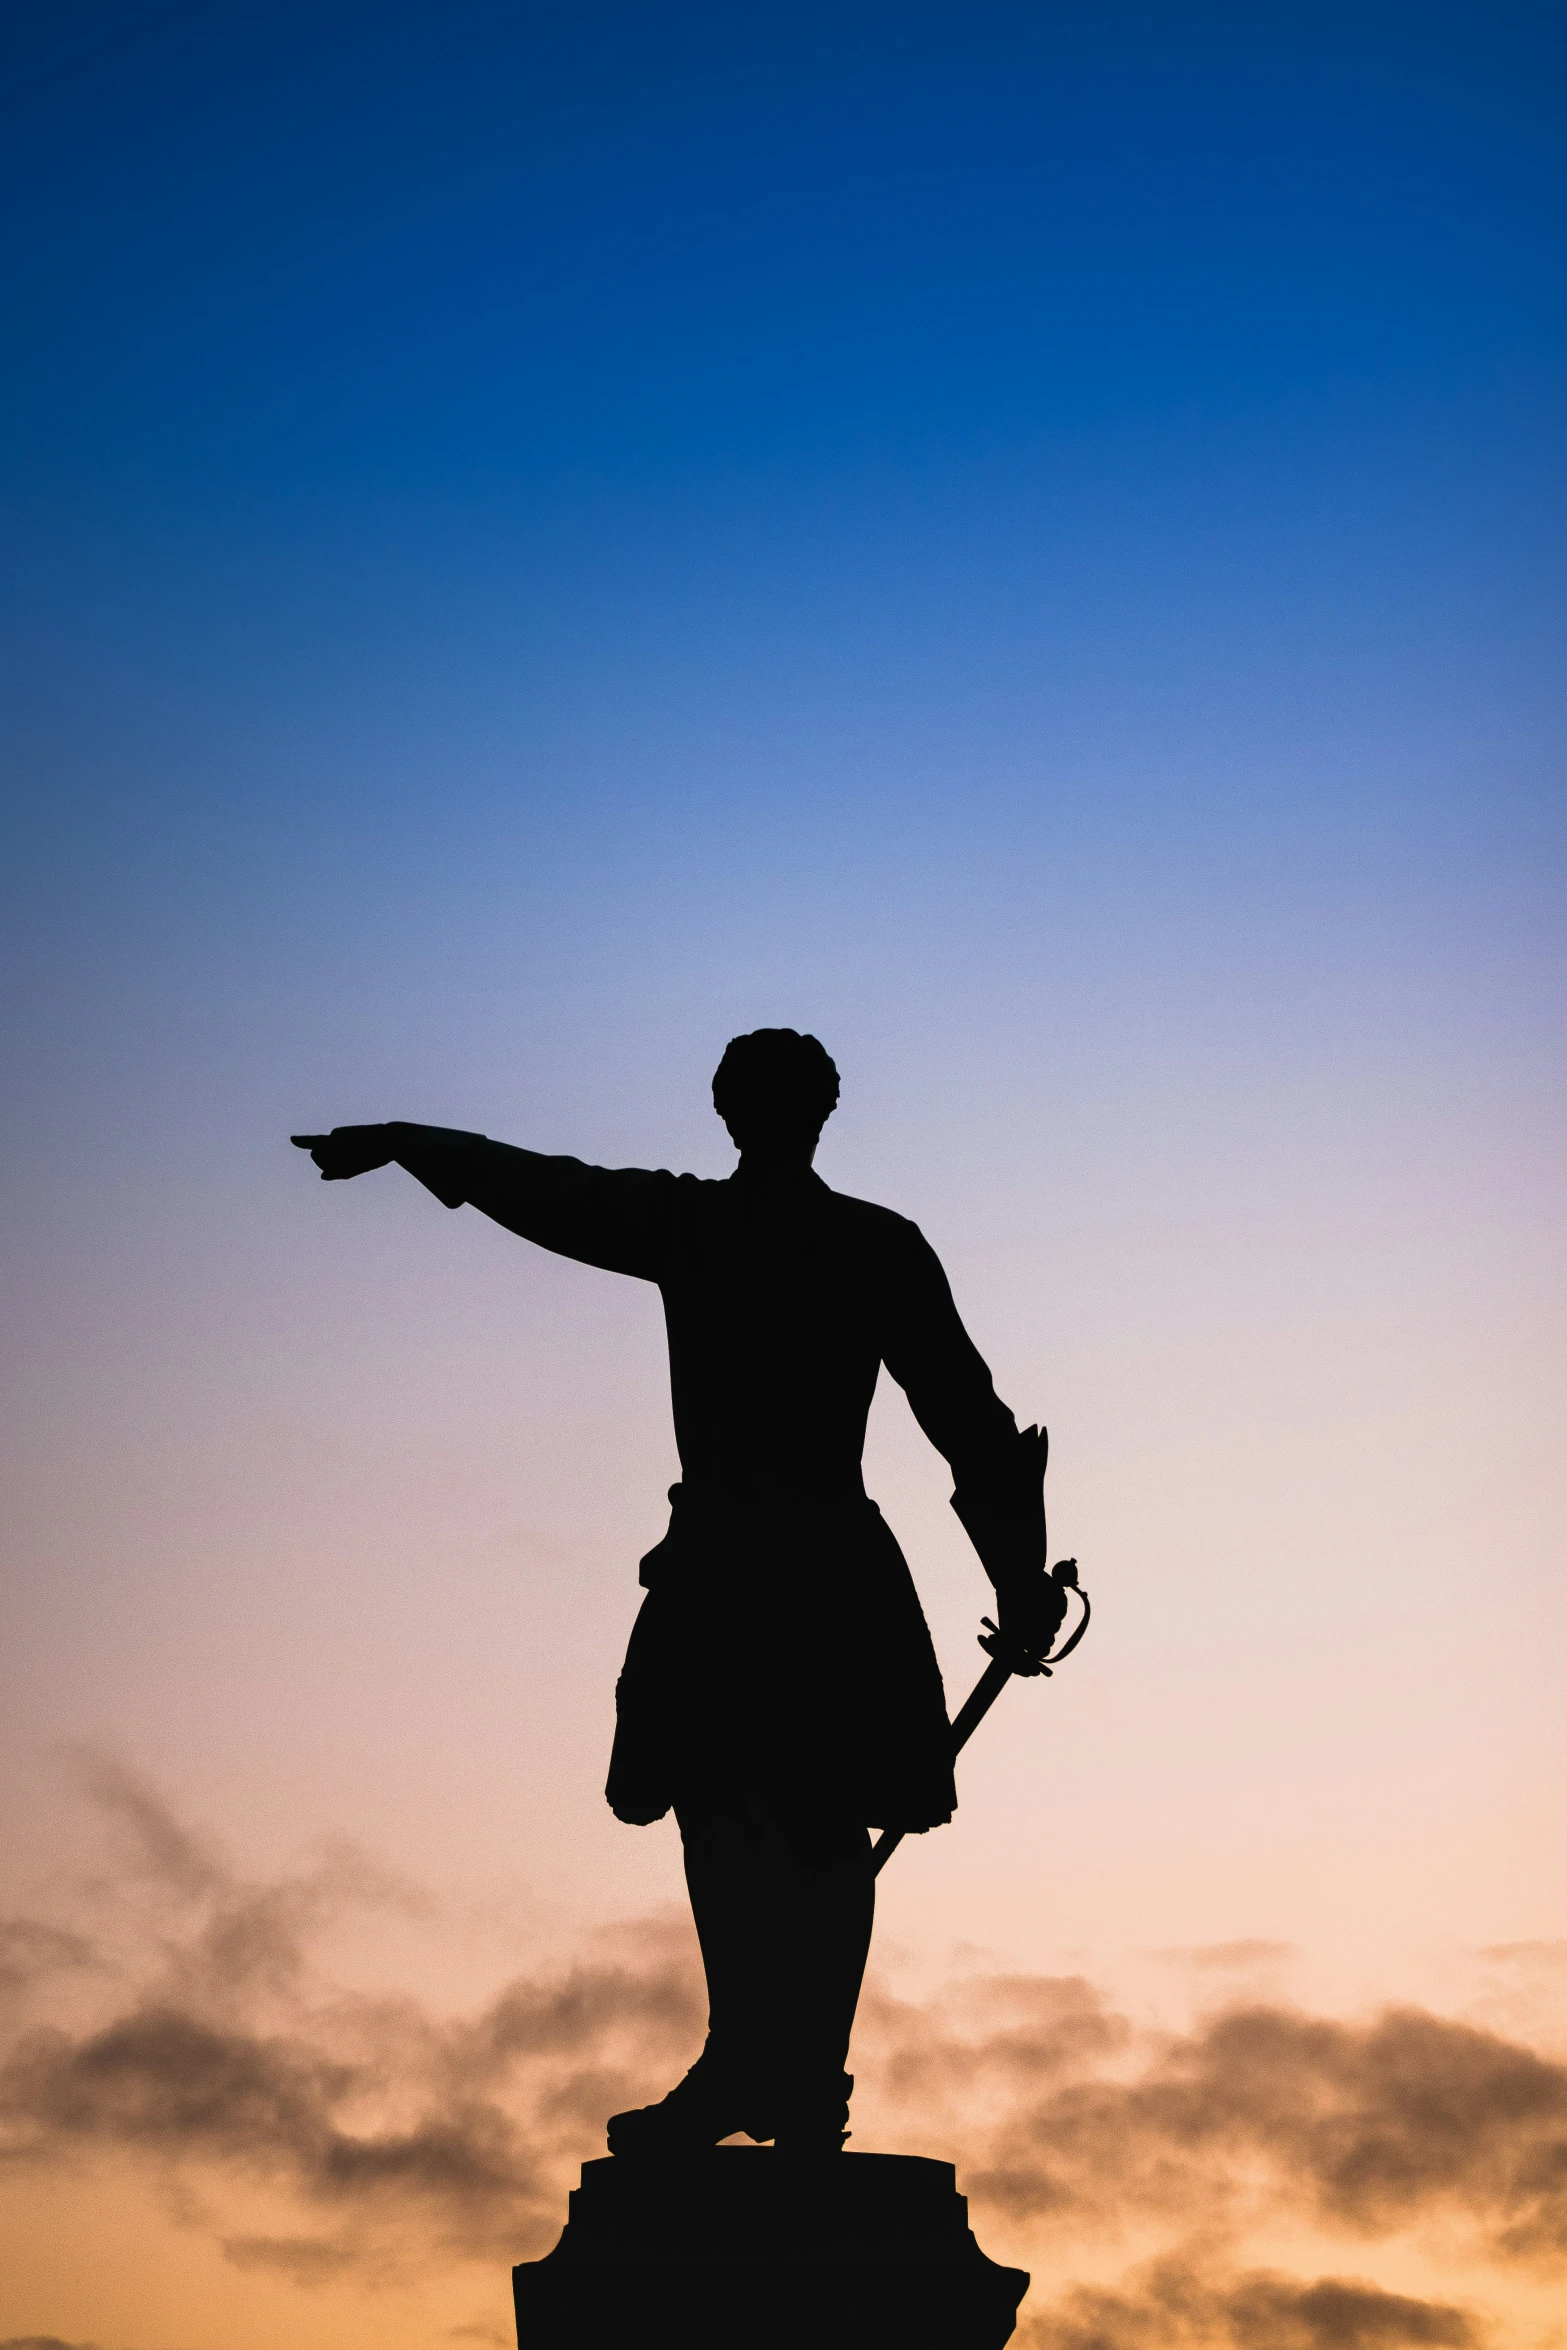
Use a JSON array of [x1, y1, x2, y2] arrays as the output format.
[[995, 1563, 1069, 1669], [291, 1125, 394, 1181]]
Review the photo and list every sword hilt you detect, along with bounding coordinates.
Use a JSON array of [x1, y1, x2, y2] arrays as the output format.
[[978, 1557, 1086, 1678], [870, 1558, 1090, 1878]]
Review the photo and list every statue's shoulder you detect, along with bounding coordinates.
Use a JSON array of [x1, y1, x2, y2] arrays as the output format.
[[817, 1183, 925, 1254]]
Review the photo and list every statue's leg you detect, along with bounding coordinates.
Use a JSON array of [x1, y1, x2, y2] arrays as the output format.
[[604, 1806, 779, 2153], [679, 1805, 772, 2066], [681, 1802, 872, 2149], [770, 1810, 874, 2078], [605, 1804, 873, 2153]]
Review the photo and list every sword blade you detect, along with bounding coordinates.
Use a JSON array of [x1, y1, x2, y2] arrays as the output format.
[[948, 1652, 1015, 1757], [870, 1652, 1016, 1877]]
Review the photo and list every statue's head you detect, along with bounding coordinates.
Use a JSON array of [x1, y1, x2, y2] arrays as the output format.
[[712, 1028, 840, 1160]]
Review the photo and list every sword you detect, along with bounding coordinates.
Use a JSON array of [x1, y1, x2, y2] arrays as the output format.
[[870, 1556, 1090, 1877]]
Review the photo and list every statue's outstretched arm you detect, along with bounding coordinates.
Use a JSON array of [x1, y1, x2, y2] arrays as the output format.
[[292, 1122, 476, 1202], [291, 1123, 672, 1278]]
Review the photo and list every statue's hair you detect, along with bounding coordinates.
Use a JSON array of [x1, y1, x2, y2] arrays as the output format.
[[711, 1028, 840, 1136]]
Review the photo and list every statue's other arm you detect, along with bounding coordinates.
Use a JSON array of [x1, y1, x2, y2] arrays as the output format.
[[880, 1223, 1059, 1648], [291, 1122, 672, 1281], [879, 1226, 1021, 1502]]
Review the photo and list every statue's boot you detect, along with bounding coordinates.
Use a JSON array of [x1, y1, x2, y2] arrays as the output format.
[[605, 2041, 777, 2155], [772, 2067, 854, 2156]]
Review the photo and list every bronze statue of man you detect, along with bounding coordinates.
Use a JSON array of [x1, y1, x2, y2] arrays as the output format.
[[294, 1028, 1054, 2155]]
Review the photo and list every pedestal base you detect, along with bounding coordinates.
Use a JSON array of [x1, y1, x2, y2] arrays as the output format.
[[513, 2147, 1029, 2348]]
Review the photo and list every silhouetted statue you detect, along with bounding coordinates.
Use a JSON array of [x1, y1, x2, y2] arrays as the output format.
[[294, 1030, 1056, 2161]]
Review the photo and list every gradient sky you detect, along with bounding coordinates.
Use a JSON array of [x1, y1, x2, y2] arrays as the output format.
[[2, 6, 1564, 2347]]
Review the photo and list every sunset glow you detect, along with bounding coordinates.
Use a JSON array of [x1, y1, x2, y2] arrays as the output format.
[[3, 7, 1563, 2346]]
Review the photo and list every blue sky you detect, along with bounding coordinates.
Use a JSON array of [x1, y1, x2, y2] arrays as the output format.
[[5, 2, 1562, 482], [6, 3, 1560, 991]]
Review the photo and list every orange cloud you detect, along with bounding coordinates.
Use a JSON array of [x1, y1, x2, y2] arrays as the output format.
[[866, 1991, 1567, 2261], [1, 1756, 704, 2281], [2, 1763, 1563, 2348], [1020, 2256, 1480, 2350], [0, 2338, 104, 2350]]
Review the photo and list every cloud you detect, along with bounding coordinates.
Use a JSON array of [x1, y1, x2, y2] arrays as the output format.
[[1021, 2256, 1481, 2350], [0, 1923, 97, 2004], [3, 1763, 1564, 2348], [65, 1750, 223, 1903], [0, 1765, 705, 2274], [1000, 2002, 1559, 2256], [0, 2340, 201, 2350], [220, 2235, 364, 2284], [0, 2339, 103, 2350], [1152, 1942, 1299, 1973], [862, 1967, 1133, 2117], [864, 1982, 1567, 2267]]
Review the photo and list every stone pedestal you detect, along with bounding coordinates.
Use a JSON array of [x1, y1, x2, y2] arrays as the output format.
[[513, 2146, 1029, 2348]]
